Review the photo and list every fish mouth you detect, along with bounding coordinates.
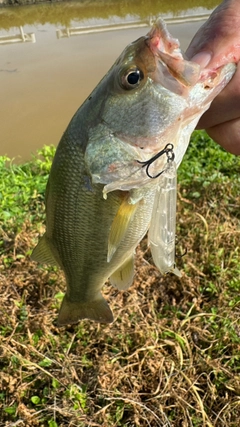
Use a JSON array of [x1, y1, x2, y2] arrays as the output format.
[[147, 18, 182, 58], [146, 18, 236, 92], [146, 18, 201, 90]]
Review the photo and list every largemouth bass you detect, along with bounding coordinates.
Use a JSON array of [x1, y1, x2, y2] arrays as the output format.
[[32, 18, 235, 325]]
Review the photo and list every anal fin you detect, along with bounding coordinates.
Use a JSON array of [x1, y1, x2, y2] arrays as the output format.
[[57, 294, 113, 326], [109, 255, 135, 290], [31, 234, 58, 266]]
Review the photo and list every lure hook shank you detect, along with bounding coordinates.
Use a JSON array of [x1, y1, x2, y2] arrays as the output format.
[[137, 143, 175, 179]]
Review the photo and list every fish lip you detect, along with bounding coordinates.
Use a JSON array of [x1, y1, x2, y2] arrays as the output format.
[[145, 18, 201, 89], [146, 18, 182, 59], [147, 20, 236, 87], [199, 62, 237, 87]]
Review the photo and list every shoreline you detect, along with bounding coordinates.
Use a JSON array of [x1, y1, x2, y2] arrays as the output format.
[[1, 0, 66, 6]]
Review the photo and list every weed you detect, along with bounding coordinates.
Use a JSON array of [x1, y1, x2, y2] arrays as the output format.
[[0, 145, 55, 234]]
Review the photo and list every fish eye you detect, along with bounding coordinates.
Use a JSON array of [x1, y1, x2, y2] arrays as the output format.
[[127, 71, 141, 85], [121, 68, 144, 90]]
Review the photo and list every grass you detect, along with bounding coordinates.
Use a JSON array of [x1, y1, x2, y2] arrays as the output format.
[[0, 130, 240, 427]]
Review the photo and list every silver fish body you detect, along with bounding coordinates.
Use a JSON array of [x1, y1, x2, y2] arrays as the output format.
[[32, 19, 236, 325]]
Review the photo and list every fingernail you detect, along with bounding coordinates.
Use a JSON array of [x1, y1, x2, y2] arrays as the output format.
[[190, 51, 212, 68]]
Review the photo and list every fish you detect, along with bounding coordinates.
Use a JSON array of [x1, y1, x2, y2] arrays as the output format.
[[32, 18, 236, 325]]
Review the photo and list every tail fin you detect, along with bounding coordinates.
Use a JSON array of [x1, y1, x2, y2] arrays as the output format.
[[57, 294, 113, 326]]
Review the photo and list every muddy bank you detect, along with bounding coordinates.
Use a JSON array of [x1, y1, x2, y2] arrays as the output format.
[[0, 1, 219, 32], [0, 0, 219, 8], [0, 0, 62, 6]]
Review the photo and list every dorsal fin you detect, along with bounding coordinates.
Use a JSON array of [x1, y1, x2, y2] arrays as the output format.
[[31, 234, 59, 266]]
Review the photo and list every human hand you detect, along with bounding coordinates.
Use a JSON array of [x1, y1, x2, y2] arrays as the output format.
[[186, 0, 240, 154]]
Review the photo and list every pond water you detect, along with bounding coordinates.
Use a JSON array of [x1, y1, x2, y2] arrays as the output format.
[[0, 0, 219, 160]]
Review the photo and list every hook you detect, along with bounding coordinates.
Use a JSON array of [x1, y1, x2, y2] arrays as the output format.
[[175, 236, 187, 259], [137, 143, 175, 179]]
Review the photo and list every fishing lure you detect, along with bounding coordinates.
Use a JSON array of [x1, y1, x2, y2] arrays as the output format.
[[138, 143, 175, 179], [148, 149, 181, 277]]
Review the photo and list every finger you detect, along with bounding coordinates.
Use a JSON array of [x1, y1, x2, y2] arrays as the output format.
[[206, 118, 240, 155], [197, 62, 240, 129], [186, 0, 240, 68]]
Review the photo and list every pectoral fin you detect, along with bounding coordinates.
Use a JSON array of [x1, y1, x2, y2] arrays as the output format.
[[57, 294, 113, 325], [109, 254, 135, 290], [108, 197, 139, 262], [31, 234, 59, 266]]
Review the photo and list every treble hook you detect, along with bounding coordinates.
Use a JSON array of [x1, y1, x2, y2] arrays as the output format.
[[175, 236, 187, 259], [137, 143, 175, 179]]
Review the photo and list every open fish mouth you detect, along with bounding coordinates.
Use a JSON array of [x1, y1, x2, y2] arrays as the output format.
[[146, 18, 235, 94], [146, 18, 201, 92], [147, 18, 183, 58]]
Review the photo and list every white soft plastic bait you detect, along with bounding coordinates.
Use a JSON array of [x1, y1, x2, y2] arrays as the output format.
[[148, 160, 182, 277]]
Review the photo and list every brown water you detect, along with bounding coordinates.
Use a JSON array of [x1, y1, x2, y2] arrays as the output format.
[[0, 0, 219, 160]]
